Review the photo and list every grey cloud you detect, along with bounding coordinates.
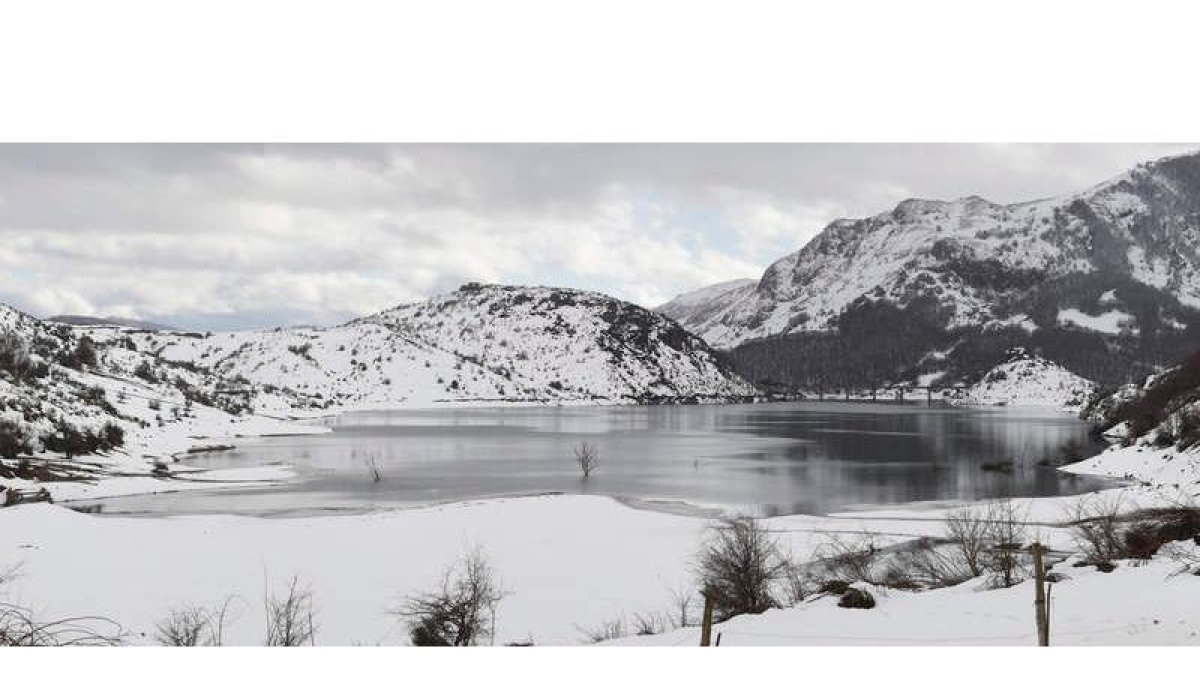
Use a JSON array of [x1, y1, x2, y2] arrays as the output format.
[[0, 143, 1194, 330]]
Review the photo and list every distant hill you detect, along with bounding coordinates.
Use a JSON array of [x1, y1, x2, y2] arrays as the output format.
[[47, 315, 177, 331]]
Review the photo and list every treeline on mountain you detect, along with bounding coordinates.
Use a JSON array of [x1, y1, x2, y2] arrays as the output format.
[[728, 272, 1200, 392]]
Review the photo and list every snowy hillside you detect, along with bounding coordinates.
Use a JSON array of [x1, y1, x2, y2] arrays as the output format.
[[673, 151, 1200, 348], [950, 349, 1095, 411], [1065, 350, 1200, 486], [111, 283, 756, 413], [1, 303, 318, 502], [683, 150, 1200, 392], [363, 283, 757, 404]]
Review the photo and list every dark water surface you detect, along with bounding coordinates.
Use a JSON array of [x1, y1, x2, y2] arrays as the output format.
[[78, 402, 1112, 517]]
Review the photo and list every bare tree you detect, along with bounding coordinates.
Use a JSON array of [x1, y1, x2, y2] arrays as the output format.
[[396, 547, 506, 646], [264, 576, 316, 646], [945, 506, 993, 577], [694, 516, 789, 620], [983, 499, 1029, 588], [573, 442, 599, 479]]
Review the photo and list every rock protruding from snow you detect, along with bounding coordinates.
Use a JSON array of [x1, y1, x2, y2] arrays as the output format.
[[952, 349, 1095, 411]]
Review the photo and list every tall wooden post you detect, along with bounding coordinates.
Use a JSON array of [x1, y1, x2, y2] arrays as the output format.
[[699, 591, 715, 647], [1032, 541, 1049, 646]]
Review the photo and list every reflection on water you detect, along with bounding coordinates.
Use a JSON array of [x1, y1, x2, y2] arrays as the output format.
[[77, 402, 1112, 517]]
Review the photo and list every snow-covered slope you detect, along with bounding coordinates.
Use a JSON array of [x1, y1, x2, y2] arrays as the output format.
[[673, 151, 1200, 349], [115, 283, 756, 413], [950, 349, 1095, 411], [1, 303, 319, 501], [670, 151, 1200, 395], [1065, 351, 1200, 486], [656, 279, 757, 328]]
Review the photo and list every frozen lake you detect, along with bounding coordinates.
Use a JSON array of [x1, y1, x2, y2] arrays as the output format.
[[77, 401, 1112, 517]]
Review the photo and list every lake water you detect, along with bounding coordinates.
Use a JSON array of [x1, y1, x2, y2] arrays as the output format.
[[76, 402, 1114, 518]]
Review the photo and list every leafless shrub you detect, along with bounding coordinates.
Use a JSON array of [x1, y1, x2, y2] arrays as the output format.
[[945, 506, 993, 577], [1066, 493, 1126, 564], [894, 539, 975, 588], [815, 531, 883, 585], [264, 576, 316, 646], [0, 604, 123, 646], [578, 616, 627, 643], [695, 516, 789, 620], [667, 586, 696, 627], [632, 611, 673, 636], [397, 547, 505, 646], [0, 563, 123, 646], [154, 596, 238, 647], [779, 559, 817, 605], [155, 606, 209, 646], [573, 442, 599, 479]]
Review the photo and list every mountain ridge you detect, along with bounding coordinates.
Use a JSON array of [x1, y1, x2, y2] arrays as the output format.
[[662, 150, 1200, 390]]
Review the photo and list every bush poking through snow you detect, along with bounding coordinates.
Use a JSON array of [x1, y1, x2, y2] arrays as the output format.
[[694, 516, 789, 621], [815, 532, 883, 586], [263, 576, 316, 646], [397, 547, 505, 646], [1069, 495, 1200, 563], [155, 606, 210, 646], [1, 566, 123, 646], [154, 597, 237, 647], [579, 617, 627, 643], [1066, 493, 1127, 564]]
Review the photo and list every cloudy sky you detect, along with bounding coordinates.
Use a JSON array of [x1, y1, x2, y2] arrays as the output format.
[[0, 143, 1194, 330]]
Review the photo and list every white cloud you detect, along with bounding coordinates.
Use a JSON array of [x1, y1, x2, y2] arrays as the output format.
[[0, 144, 1193, 329]]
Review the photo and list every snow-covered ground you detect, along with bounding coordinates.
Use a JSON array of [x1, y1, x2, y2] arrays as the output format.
[[2, 486, 1197, 646], [610, 549, 1200, 646], [1057, 308, 1137, 335]]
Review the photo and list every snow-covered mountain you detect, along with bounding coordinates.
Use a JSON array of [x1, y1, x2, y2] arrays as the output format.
[[670, 150, 1200, 390], [656, 278, 757, 328], [112, 283, 756, 413]]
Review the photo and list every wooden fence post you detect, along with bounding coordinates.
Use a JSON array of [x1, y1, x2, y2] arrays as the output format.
[[699, 590, 714, 647], [1032, 541, 1049, 646]]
